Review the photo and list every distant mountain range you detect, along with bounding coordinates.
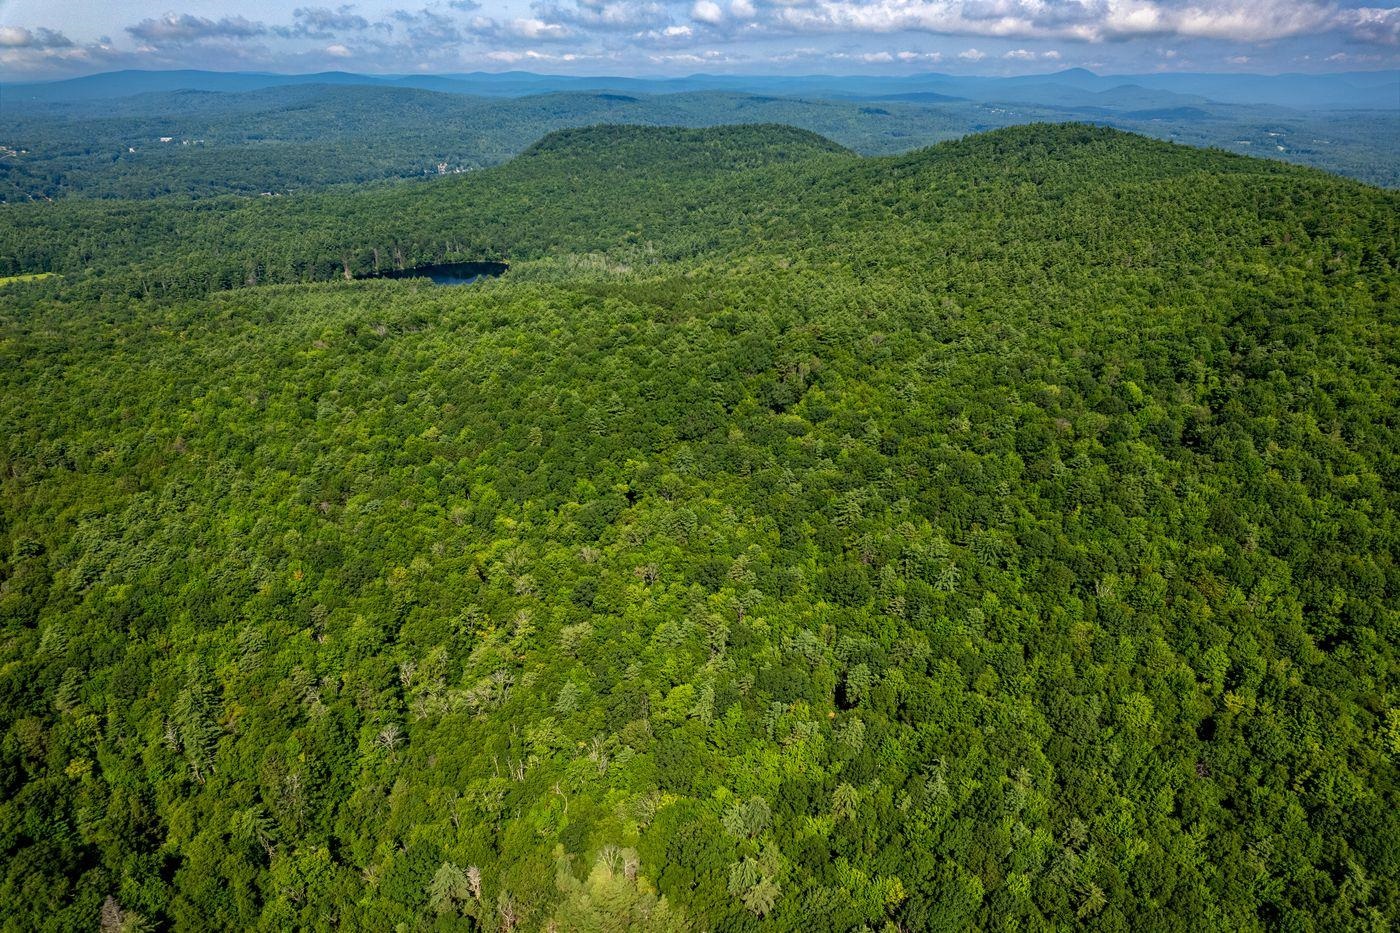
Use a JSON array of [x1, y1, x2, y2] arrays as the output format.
[[3, 72, 1397, 198], [6, 67, 1398, 111]]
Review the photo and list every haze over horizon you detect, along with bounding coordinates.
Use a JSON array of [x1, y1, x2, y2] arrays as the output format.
[[2, 0, 1398, 80]]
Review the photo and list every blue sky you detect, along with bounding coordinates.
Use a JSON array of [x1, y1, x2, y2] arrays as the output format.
[[1, 0, 1397, 77]]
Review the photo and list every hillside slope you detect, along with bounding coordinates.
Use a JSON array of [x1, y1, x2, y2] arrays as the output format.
[[3, 123, 1394, 298], [0, 124, 1396, 930], [0, 122, 859, 294]]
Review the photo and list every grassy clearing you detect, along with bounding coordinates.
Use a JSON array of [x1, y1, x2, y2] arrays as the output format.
[[0, 272, 55, 286]]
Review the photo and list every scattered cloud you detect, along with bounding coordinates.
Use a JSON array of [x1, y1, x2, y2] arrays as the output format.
[[1344, 6, 1400, 44], [535, 1, 670, 31], [745, 0, 1400, 45], [506, 17, 573, 39], [645, 47, 734, 63], [283, 6, 371, 39], [0, 26, 74, 48], [485, 46, 611, 63], [126, 13, 267, 44], [389, 7, 465, 45], [4, 0, 1399, 77], [635, 23, 696, 41]]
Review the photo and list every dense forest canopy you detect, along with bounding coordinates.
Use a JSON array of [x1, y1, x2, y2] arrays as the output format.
[[1, 122, 1397, 931]]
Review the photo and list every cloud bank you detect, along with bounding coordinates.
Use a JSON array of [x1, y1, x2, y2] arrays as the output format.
[[2, 0, 1397, 76]]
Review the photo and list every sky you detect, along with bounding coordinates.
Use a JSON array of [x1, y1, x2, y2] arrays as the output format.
[[1, 0, 1397, 79]]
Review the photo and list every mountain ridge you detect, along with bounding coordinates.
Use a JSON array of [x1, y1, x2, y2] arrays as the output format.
[[7, 66, 1397, 110], [3, 121, 1392, 300], [6, 76, 1396, 201]]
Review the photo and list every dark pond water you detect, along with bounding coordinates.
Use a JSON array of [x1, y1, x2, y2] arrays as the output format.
[[370, 261, 508, 285]]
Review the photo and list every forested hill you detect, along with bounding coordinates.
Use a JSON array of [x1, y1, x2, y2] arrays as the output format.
[[0, 90, 893, 201], [0, 122, 858, 295], [2, 123, 1394, 301], [513, 123, 850, 169], [4, 77, 1397, 199], [1, 122, 1397, 930]]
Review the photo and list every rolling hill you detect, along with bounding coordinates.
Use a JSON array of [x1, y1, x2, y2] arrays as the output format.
[[3, 76, 1396, 201], [0, 123, 1396, 930]]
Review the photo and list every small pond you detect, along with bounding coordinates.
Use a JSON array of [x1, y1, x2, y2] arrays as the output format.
[[368, 261, 508, 286]]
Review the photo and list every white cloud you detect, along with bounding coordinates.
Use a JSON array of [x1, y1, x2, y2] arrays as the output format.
[[325, 42, 352, 56], [691, 1, 726, 25], [635, 23, 697, 39], [0, 26, 74, 48], [959, 47, 986, 60], [508, 18, 573, 39], [646, 47, 735, 63], [1104, 2, 1323, 42], [759, 0, 1400, 45]]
